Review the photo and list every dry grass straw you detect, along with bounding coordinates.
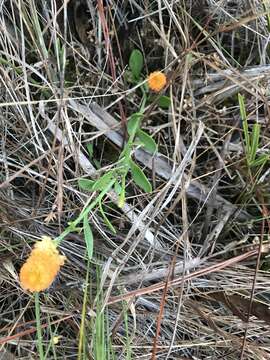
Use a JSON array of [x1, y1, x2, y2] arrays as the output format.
[[1, 0, 270, 359]]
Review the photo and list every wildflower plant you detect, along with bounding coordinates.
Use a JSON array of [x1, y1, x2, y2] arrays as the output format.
[[19, 50, 169, 295], [56, 50, 170, 264]]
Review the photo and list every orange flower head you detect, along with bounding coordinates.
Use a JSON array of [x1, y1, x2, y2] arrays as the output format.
[[19, 236, 65, 292], [147, 71, 167, 92]]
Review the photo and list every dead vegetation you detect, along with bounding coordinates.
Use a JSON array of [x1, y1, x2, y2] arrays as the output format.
[[1, 0, 270, 359]]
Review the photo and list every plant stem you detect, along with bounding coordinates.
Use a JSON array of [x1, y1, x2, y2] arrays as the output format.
[[35, 292, 45, 360], [55, 179, 116, 245], [140, 90, 147, 111]]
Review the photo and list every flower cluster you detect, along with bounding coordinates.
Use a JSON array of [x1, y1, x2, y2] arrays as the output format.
[[19, 236, 65, 292], [147, 71, 167, 92]]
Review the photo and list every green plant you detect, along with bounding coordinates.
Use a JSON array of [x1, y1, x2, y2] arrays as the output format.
[[238, 93, 270, 168], [54, 49, 167, 261]]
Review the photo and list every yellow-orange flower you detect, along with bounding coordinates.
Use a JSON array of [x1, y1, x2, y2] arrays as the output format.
[[20, 236, 65, 292], [147, 71, 167, 92]]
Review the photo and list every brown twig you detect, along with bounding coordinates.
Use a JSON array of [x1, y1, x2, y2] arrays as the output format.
[[107, 248, 262, 306]]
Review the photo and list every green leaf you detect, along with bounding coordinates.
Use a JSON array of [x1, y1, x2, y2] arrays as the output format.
[[92, 171, 114, 191], [125, 69, 134, 84], [129, 49, 143, 79], [93, 159, 101, 169], [99, 201, 116, 234], [127, 113, 142, 137], [114, 181, 122, 195], [250, 123, 260, 163], [238, 93, 250, 154], [129, 160, 152, 193], [119, 144, 132, 168], [86, 143, 94, 158], [137, 129, 157, 154], [83, 215, 93, 260], [250, 154, 269, 167], [158, 95, 171, 109], [78, 178, 95, 191]]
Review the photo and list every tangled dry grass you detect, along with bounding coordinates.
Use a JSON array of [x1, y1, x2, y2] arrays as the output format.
[[1, 0, 270, 359]]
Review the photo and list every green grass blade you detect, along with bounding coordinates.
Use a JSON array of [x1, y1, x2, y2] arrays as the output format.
[[94, 265, 106, 360], [250, 123, 260, 164], [83, 215, 94, 261], [238, 93, 250, 159]]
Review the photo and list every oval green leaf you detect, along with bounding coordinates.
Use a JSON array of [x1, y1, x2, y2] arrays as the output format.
[[137, 129, 157, 154], [129, 160, 152, 193], [158, 95, 171, 109], [129, 49, 144, 79], [78, 178, 95, 191]]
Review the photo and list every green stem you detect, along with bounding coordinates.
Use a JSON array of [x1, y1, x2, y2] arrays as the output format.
[[35, 292, 44, 360], [118, 173, 127, 208], [140, 90, 147, 111], [55, 179, 116, 245]]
